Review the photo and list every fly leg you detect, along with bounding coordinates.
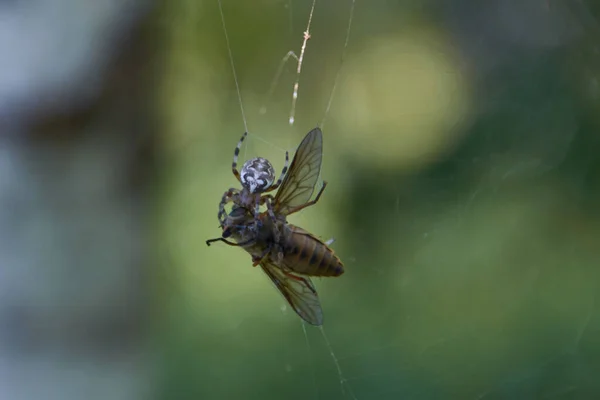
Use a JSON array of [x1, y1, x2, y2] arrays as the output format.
[[250, 239, 285, 267], [282, 270, 317, 295], [251, 244, 273, 267], [284, 181, 327, 216]]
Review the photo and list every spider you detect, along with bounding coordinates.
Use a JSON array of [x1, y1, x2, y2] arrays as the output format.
[[218, 132, 289, 235]]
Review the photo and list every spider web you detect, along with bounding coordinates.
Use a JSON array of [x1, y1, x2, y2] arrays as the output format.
[[161, 1, 600, 399], [214, 0, 358, 398]]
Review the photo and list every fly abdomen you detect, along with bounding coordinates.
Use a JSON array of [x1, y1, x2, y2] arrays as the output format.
[[297, 235, 313, 263], [284, 231, 344, 277], [318, 248, 344, 277], [292, 232, 316, 272]]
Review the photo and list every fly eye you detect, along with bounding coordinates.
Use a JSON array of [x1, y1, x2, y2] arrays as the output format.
[[222, 228, 232, 238]]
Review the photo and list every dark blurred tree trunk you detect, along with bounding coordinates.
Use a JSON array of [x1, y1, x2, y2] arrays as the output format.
[[0, 1, 160, 399]]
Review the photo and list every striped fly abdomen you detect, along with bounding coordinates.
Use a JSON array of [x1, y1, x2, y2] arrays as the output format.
[[280, 224, 344, 277]]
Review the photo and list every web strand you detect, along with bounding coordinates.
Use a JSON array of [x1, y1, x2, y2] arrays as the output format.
[[320, 0, 356, 130], [288, 0, 317, 126], [302, 322, 320, 399], [319, 326, 358, 400], [260, 0, 317, 128], [260, 51, 300, 116], [217, 0, 249, 135]]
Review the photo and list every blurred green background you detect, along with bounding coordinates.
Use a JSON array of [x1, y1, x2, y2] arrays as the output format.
[[157, 1, 600, 398]]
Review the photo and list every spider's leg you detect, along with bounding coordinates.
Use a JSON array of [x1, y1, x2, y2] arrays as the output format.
[[218, 188, 238, 225], [259, 194, 275, 205], [264, 150, 289, 193], [258, 195, 281, 238], [263, 196, 282, 242], [252, 200, 261, 229], [249, 196, 270, 245], [232, 132, 248, 183]]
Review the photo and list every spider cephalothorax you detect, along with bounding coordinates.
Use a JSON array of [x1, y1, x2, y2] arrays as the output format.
[[218, 132, 289, 234]]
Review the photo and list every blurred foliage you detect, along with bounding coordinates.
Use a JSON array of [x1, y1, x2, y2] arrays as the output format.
[[157, 0, 600, 399]]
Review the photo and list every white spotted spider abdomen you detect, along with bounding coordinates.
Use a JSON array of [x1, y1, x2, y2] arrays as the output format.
[[240, 157, 275, 194]]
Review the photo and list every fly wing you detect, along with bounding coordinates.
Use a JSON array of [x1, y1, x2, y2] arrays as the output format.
[[260, 260, 323, 326], [273, 127, 323, 216]]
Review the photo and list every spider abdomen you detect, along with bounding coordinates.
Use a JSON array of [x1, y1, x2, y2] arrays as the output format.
[[241, 157, 275, 193]]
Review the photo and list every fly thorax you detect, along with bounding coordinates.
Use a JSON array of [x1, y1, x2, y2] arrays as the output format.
[[240, 157, 275, 193]]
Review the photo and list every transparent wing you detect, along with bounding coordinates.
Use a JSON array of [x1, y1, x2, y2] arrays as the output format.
[[273, 127, 323, 215], [260, 260, 323, 326]]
